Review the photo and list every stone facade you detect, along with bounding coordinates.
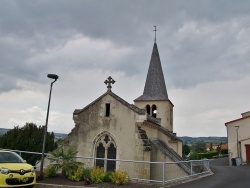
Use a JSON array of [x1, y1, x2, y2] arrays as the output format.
[[63, 90, 187, 179], [135, 100, 174, 132], [63, 41, 189, 180]]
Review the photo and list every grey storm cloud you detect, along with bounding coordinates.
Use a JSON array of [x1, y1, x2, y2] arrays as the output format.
[[1, 0, 250, 90], [1, 0, 250, 136]]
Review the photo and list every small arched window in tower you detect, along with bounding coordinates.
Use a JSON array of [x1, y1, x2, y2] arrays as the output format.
[[152, 104, 157, 118], [146, 105, 150, 115]]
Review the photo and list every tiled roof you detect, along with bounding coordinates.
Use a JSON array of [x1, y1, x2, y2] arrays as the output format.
[[135, 42, 168, 101]]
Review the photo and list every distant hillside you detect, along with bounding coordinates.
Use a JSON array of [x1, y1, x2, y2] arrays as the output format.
[[0, 128, 68, 139], [1, 128, 226, 143], [0, 128, 10, 135], [54, 132, 68, 139], [179, 136, 228, 145]]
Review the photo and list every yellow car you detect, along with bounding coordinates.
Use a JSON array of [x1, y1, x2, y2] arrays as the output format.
[[0, 150, 36, 187]]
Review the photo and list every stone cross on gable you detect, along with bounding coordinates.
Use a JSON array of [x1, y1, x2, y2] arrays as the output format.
[[104, 76, 115, 91]]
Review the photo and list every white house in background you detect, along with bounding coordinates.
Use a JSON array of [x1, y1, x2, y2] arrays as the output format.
[[225, 111, 250, 165]]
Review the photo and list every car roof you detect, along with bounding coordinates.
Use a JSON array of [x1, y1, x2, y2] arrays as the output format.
[[0, 150, 13, 153]]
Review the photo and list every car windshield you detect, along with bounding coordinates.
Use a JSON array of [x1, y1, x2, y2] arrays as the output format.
[[0, 152, 24, 163]]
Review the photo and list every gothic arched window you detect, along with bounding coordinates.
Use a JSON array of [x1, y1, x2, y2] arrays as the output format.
[[96, 143, 105, 168], [107, 143, 116, 171], [95, 133, 117, 171]]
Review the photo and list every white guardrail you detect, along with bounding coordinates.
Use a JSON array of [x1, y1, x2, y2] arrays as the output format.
[[0, 148, 210, 185]]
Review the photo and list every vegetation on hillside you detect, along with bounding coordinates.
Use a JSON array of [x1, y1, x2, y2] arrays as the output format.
[[0, 128, 10, 135], [183, 141, 228, 160], [182, 144, 190, 157], [0, 128, 67, 139], [179, 136, 227, 145], [0, 123, 57, 165]]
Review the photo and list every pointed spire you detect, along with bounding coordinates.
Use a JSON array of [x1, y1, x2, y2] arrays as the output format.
[[134, 42, 168, 101]]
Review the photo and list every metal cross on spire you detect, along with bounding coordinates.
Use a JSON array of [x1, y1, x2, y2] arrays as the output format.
[[104, 76, 115, 91], [153, 25, 158, 43]]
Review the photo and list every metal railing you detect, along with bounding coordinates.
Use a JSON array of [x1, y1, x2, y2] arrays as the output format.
[[0, 148, 210, 185]]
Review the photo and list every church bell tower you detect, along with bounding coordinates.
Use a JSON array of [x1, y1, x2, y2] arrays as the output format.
[[134, 27, 174, 131]]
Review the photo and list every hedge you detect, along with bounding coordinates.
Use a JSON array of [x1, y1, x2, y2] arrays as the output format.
[[198, 151, 219, 159]]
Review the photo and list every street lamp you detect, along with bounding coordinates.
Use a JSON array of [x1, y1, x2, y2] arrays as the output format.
[[235, 126, 240, 158], [40, 74, 59, 180]]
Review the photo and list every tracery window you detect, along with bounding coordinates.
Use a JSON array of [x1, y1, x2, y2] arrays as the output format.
[[95, 133, 116, 171]]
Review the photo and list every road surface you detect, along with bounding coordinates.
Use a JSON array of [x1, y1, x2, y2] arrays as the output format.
[[173, 158, 250, 188]]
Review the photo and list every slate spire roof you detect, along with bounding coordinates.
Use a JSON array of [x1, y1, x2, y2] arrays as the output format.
[[134, 42, 168, 101]]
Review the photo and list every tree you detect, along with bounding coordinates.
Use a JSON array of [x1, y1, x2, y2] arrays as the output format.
[[48, 147, 83, 178], [209, 143, 213, 151], [193, 141, 206, 153], [217, 142, 222, 154], [182, 144, 190, 156], [0, 123, 57, 165]]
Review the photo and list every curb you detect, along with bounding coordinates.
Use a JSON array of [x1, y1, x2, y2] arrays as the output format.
[[35, 183, 93, 188], [34, 172, 213, 188], [164, 171, 214, 187]]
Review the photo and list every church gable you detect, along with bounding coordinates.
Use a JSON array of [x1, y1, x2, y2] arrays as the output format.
[[73, 92, 135, 131], [69, 88, 147, 150], [73, 90, 144, 130]]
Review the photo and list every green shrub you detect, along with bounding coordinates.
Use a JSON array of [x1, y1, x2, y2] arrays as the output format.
[[44, 165, 57, 178], [82, 167, 91, 179], [198, 151, 218, 159], [48, 147, 83, 178], [221, 149, 228, 155], [104, 171, 112, 182], [68, 167, 84, 181], [90, 167, 105, 183], [110, 170, 129, 185], [188, 152, 199, 160]]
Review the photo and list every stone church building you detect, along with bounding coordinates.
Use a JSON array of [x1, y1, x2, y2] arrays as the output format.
[[63, 40, 189, 181]]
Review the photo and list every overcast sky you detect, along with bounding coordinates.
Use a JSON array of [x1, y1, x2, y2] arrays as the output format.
[[1, 0, 250, 137]]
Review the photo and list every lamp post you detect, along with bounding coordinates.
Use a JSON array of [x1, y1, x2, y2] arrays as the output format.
[[40, 74, 59, 180], [235, 126, 240, 158]]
